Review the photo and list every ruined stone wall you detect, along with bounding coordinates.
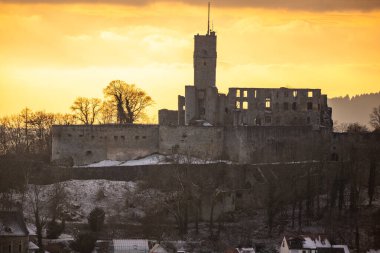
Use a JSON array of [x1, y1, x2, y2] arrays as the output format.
[[52, 124, 333, 165], [158, 125, 224, 159], [52, 125, 159, 166], [223, 126, 331, 163], [158, 109, 178, 126], [227, 87, 331, 129]]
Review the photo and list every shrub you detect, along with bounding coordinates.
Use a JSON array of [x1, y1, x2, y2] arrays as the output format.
[[87, 207, 105, 232], [46, 220, 65, 239], [70, 232, 97, 253]]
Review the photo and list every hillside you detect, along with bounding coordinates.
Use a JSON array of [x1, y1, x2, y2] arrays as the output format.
[[328, 92, 380, 128]]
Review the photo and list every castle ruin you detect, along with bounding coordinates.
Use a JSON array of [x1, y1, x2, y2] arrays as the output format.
[[51, 7, 334, 166]]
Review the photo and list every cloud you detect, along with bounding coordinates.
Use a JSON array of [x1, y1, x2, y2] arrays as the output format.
[[2, 0, 380, 11]]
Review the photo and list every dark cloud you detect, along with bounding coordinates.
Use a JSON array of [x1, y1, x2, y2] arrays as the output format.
[[2, 0, 380, 11]]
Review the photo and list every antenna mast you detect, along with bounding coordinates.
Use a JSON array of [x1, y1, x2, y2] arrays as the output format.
[[207, 2, 210, 35]]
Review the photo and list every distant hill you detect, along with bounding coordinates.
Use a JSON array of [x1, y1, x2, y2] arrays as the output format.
[[328, 92, 380, 127]]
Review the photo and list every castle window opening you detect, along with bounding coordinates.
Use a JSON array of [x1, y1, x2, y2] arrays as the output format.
[[91, 135, 95, 140], [236, 101, 241, 109], [203, 61, 206, 66], [265, 116, 272, 124], [242, 101, 248, 109], [308, 91, 313, 98], [292, 102, 297, 110], [182, 105, 185, 110], [135, 136, 139, 140], [275, 102, 279, 112], [254, 90, 257, 98], [200, 107, 206, 115], [307, 102, 313, 110], [68, 134, 72, 137], [236, 90, 240, 97], [225, 107, 228, 113], [256, 117, 261, 125], [85, 150, 92, 156], [79, 134, 83, 137], [284, 102, 289, 110], [293, 90, 298, 97], [121, 136, 125, 140], [307, 117, 311, 124], [114, 136, 118, 141], [265, 98, 271, 108], [142, 136, 146, 139], [318, 104, 321, 110], [243, 90, 247, 97]]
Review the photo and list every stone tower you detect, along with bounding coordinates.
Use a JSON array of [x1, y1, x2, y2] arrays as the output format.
[[193, 3, 217, 89], [180, 2, 226, 126]]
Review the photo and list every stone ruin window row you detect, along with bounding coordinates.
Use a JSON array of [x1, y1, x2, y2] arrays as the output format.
[[235, 89, 315, 99], [64, 134, 147, 140], [235, 99, 320, 111]]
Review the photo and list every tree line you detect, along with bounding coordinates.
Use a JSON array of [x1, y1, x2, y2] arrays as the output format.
[[0, 80, 154, 157]]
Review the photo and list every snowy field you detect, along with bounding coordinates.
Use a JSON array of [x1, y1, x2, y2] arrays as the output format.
[[22, 180, 144, 224]]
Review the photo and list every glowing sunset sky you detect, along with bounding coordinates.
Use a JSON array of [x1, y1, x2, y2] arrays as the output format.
[[1, 0, 380, 118]]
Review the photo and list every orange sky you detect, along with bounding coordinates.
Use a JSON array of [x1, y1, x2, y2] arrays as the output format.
[[1, 1, 380, 117]]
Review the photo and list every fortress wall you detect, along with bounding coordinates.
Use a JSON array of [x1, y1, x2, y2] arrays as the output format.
[[52, 125, 159, 166], [223, 126, 331, 163], [158, 126, 224, 159]]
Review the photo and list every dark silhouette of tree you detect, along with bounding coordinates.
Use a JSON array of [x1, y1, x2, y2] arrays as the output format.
[[88, 207, 105, 232], [70, 232, 97, 253], [103, 80, 154, 124], [29, 185, 47, 253], [346, 122, 369, 133], [368, 157, 377, 206], [369, 105, 380, 130], [70, 97, 101, 125]]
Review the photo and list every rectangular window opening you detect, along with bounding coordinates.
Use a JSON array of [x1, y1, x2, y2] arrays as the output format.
[[254, 90, 257, 98], [265, 98, 271, 108], [236, 90, 240, 97], [242, 101, 248, 110], [308, 91, 313, 98], [307, 102, 313, 110], [243, 90, 248, 97], [236, 101, 241, 109], [293, 90, 298, 97]]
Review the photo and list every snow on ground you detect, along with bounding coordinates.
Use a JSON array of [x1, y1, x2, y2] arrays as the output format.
[[78, 154, 233, 167], [23, 180, 138, 223]]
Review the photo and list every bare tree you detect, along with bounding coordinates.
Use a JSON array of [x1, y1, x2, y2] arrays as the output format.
[[28, 185, 48, 253], [103, 80, 154, 124], [70, 97, 102, 125], [369, 105, 380, 130], [99, 101, 116, 124]]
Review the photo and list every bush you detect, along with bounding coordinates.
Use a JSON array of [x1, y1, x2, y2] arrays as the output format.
[[87, 207, 105, 232], [46, 220, 65, 239], [70, 232, 97, 253]]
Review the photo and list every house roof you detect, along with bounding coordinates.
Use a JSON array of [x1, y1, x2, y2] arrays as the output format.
[[0, 210, 29, 237], [28, 241, 39, 250], [112, 239, 149, 252], [150, 244, 168, 253], [285, 235, 331, 249]]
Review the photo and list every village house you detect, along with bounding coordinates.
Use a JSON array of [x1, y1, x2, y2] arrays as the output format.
[[280, 235, 349, 253], [0, 209, 38, 253]]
